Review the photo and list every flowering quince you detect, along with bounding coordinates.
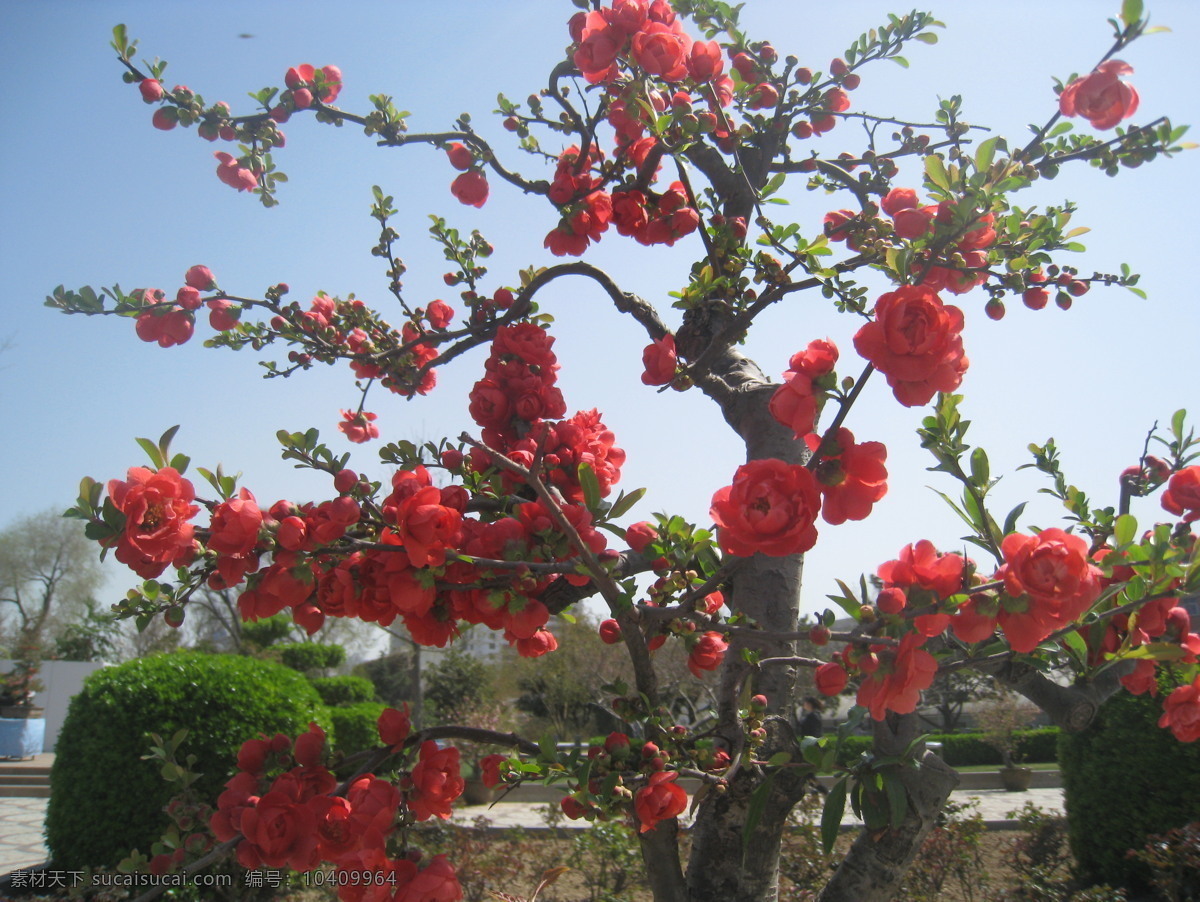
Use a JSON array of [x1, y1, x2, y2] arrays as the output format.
[[338, 409, 380, 444], [1161, 466, 1200, 522], [710, 458, 822, 557], [377, 706, 411, 752], [1158, 675, 1200, 742], [445, 142, 473, 172], [641, 334, 677, 385], [206, 488, 263, 557], [599, 618, 623, 644], [1059, 60, 1139, 130], [815, 661, 848, 696], [400, 854, 463, 902], [135, 306, 194, 348], [479, 754, 507, 789], [805, 428, 888, 525], [878, 540, 965, 601], [634, 771, 687, 833], [106, 467, 199, 579], [856, 633, 938, 720], [995, 528, 1101, 653], [769, 374, 820, 439], [450, 169, 489, 208], [213, 151, 258, 191], [687, 631, 728, 677], [184, 264, 216, 291], [407, 740, 464, 820], [853, 285, 968, 407]]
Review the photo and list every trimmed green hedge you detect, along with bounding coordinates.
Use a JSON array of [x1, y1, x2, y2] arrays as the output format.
[[46, 651, 330, 869], [277, 641, 346, 673], [310, 675, 377, 707], [329, 701, 388, 755], [837, 727, 1059, 767], [1059, 675, 1200, 892]]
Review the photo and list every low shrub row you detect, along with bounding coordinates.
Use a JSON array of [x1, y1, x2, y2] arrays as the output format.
[[836, 727, 1060, 767]]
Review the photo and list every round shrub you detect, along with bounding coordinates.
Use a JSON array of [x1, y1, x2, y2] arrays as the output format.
[[329, 701, 388, 755], [311, 675, 377, 708], [46, 651, 331, 869], [1059, 674, 1200, 892], [277, 641, 346, 673]]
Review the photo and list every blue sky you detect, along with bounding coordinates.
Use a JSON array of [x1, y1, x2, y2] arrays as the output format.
[[2, 1, 1198, 623]]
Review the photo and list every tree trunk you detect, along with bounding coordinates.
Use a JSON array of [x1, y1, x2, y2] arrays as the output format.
[[818, 714, 959, 902]]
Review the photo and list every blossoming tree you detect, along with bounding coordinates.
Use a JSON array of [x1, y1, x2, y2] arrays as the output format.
[[48, 0, 1200, 899]]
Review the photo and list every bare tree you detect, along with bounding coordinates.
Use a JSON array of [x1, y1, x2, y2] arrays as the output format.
[[0, 509, 102, 652]]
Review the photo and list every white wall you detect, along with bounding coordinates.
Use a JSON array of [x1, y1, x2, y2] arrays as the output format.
[[0, 659, 107, 752]]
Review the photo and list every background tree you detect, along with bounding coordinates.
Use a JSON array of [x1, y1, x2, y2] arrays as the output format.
[[0, 509, 103, 653]]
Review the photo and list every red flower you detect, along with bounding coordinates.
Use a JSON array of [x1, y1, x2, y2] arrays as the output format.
[[856, 633, 938, 720], [1162, 466, 1200, 522], [391, 485, 462, 567], [687, 631, 728, 677], [634, 772, 687, 833], [445, 142, 473, 171], [450, 169, 489, 208], [950, 596, 997, 644], [480, 754, 507, 789], [641, 334, 677, 386], [207, 488, 263, 557], [184, 265, 216, 290], [599, 619, 623, 644], [408, 740, 464, 820], [815, 662, 848, 696], [426, 299, 454, 330], [878, 540, 965, 601], [513, 628, 558, 658], [631, 21, 692, 81], [1059, 60, 1139, 130], [574, 12, 625, 83], [378, 705, 411, 750], [710, 459, 822, 557], [237, 790, 319, 872], [292, 723, 326, 769], [135, 307, 194, 348], [338, 409, 380, 444], [853, 285, 968, 407], [625, 521, 658, 553], [688, 40, 724, 81], [769, 375, 819, 439], [1158, 675, 1200, 742], [1121, 659, 1158, 697], [788, 339, 839, 378], [214, 151, 258, 191], [139, 78, 164, 103], [106, 467, 199, 579], [404, 855, 463, 902], [998, 528, 1100, 621], [805, 429, 888, 525]]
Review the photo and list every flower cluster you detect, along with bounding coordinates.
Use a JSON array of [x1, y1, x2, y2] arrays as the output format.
[[208, 721, 464, 901]]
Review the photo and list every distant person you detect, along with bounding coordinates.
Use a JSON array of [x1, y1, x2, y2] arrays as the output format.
[[799, 696, 824, 738]]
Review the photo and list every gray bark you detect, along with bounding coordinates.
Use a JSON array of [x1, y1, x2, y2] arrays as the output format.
[[818, 715, 960, 902]]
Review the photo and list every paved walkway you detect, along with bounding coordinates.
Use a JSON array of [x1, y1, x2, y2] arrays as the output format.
[[0, 787, 1064, 879]]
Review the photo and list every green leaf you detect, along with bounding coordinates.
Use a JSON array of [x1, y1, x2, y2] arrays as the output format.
[[1114, 513, 1137, 546], [742, 775, 773, 856], [889, 55, 910, 68], [821, 779, 848, 854], [609, 487, 646, 519], [1061, 629, 1089, 668], [135, 437, 165, 470], [1003, 502, 1027, 535], [1172, 409, 1187, 441], [1120, 0, 1144, 26], [924, 154, 950, 191], [914, 32, 938, 44], [975, 136, 1000, 172], [767, 752, 792, 767], [969, 448, 990, 486], [578, 462, 602, 511]]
